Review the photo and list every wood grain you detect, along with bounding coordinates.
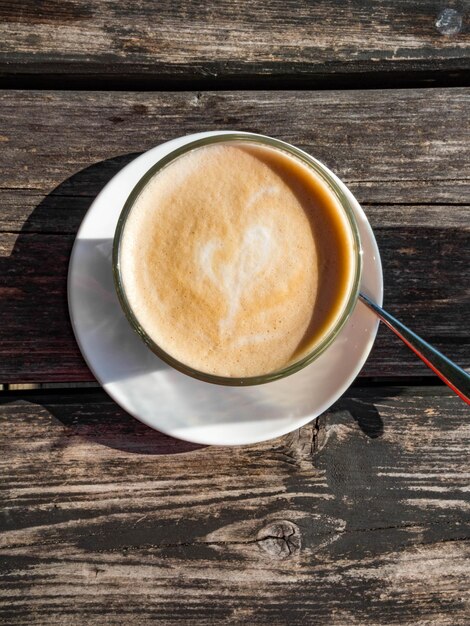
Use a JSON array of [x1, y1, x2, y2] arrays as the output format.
[[2, 89, 470, 205], [0, 0, 469, 87], [0, 386, 469, 624], [0, 88, 468, 383]]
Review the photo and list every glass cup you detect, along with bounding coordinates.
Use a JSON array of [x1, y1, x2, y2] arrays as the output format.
[[113, 132, 363, 386]]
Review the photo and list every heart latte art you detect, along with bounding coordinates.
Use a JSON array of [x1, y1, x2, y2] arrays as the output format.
[[199, 221, 276, 339], [119, 141, 356, 378]]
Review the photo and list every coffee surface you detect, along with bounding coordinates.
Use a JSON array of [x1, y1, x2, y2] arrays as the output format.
[[120, 141, 355, 377]]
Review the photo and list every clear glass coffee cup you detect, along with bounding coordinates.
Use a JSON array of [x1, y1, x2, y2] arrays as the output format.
[[113, 132, 363, 386]]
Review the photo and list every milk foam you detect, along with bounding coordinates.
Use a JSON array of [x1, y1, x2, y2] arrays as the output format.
[[120, 142, 355, 378], [199, 221, 274, 337]]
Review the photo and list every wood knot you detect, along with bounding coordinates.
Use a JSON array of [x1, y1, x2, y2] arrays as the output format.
[[436, 9, 462, 36], [256, 520, 301, 559]]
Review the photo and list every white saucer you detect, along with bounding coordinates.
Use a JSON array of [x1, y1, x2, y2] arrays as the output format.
[[68, 132, 383, 446]]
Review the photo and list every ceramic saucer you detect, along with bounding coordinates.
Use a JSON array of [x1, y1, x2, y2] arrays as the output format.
[[68, 131, 383, 446]]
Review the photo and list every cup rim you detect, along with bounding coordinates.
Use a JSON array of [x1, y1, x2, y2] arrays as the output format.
[[113, 132, 363, 386]]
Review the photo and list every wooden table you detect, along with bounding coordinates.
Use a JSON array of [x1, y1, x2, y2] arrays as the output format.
[[1, 2, 469, 624]]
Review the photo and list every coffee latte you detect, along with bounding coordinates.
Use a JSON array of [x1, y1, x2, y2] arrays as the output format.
[[118, 140, 357, 378]]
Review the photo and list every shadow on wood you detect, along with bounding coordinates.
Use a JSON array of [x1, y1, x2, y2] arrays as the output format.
[[0, 384, 392, 456], [0, 153, 141, 383], [0, 393, 204, 455], [339, 397, 384, 438]]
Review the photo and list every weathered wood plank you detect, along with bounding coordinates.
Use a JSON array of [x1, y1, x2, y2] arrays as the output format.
[[0, 386, 469, 624], [0, 89, 468, 382], [1, 221, 469, 382], [1, 90, 470, 205], [0, 0, 468, 86]]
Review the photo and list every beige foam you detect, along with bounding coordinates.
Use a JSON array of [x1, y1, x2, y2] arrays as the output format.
[[120, 142, 355, 378]]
